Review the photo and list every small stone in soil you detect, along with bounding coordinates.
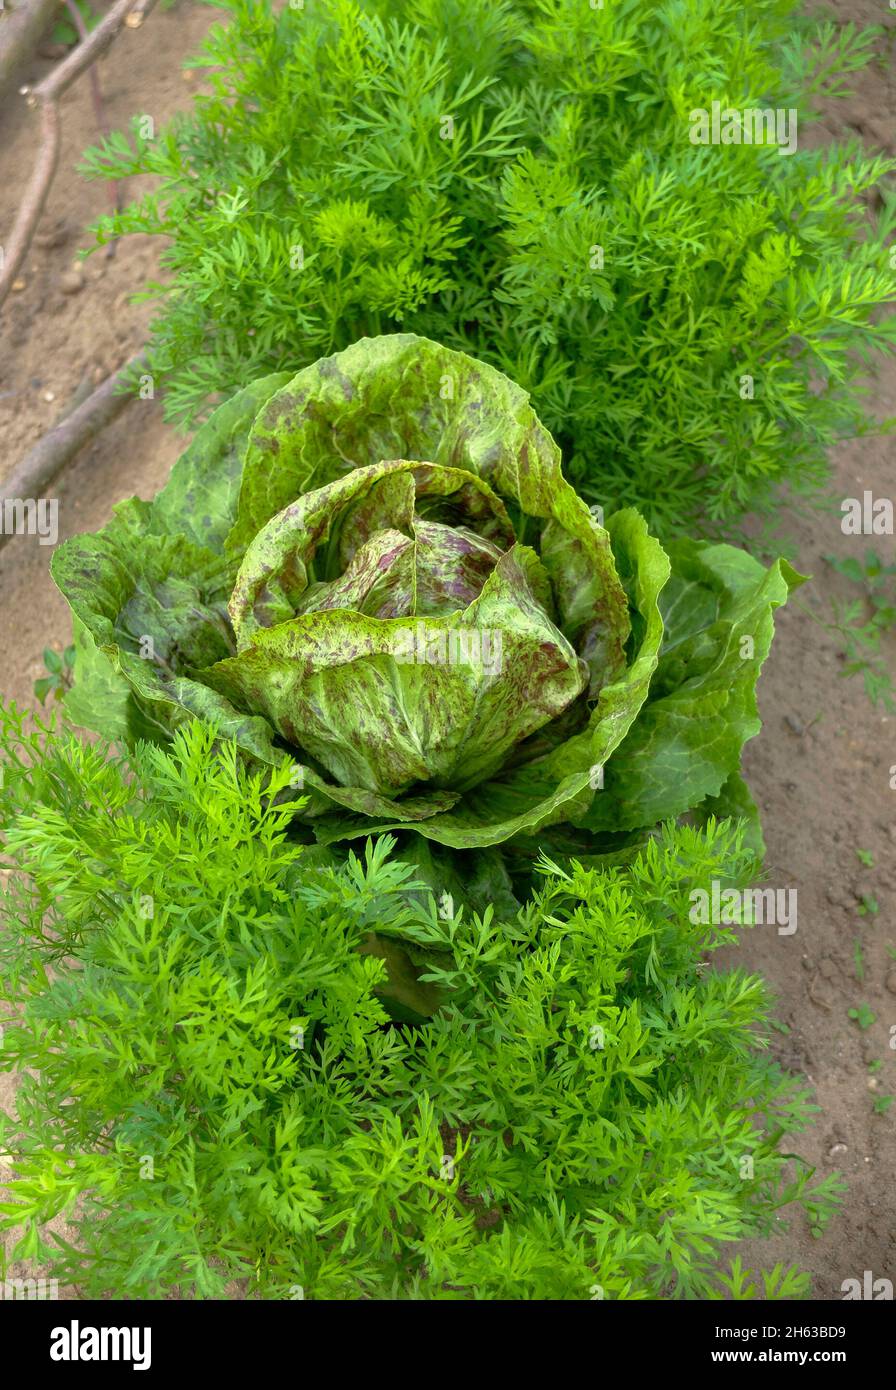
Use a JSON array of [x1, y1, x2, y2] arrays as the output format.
[[35, 219, 70, 250], [60, 271, 84, 295], [785, 714, 805, 736]]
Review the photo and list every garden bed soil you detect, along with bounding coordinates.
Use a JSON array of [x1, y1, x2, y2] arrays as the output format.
[[0, 0, 894, 1299]]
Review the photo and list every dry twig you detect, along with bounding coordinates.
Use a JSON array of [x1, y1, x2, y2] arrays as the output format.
[[64, 0, 105, 142], [0, 351, 147, 553], [0, 0, 59, 107], [63, 0, 121, 249], [0, 0, 159, 309]]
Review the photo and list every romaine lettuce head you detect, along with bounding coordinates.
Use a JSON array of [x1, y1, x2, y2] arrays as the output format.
[[52, 335, 799, 863]]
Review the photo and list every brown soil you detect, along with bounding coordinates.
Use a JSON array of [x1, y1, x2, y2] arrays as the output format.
[[0, 0, 894, 1300]]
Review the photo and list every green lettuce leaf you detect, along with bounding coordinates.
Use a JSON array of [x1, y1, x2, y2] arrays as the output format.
[[312, 508, 669, 848], [206, 546, 587, 798], [53, 373, 292, 747], [576, 546, 804, 834]]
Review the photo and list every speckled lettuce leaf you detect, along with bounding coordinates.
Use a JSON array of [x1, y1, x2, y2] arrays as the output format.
[[63, 613, 159, 747], [255, 336, 633, 689], [226, 335, 631, 695], [53, 505, 469, 824], [203, 544, 588, 797], [51, 374, 291, 744], [576, 545, 804, 834], [51, 504, 282, 753], [227, 334, 556, 554], [312, 509, 669, 849], [152, 372, 294, 552], [227, 458, 516, 646]]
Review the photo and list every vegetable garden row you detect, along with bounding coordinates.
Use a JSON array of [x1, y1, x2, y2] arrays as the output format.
[[0, 0, 894, 1304]]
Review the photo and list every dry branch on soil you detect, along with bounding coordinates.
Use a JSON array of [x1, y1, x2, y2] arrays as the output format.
[[0, 0, 59, 106], [0, 351, 147, 550], [63, 0, 121, 234], [0, 0, 158, 310]]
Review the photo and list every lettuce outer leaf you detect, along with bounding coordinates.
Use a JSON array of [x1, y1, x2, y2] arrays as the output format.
[[575, 547, 804, 834], [696, 769, 767, 861], [149, 370, 295, 551], [52, 373, 292, 747]]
